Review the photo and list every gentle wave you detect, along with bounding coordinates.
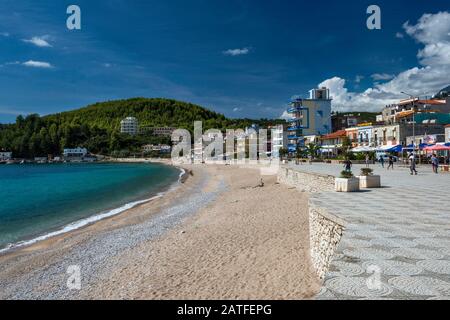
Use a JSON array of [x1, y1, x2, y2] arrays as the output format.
[[0, 166, 186, 255]]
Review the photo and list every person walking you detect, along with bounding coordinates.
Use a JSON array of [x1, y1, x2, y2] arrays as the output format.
[[409, 153, 418, 175], [379, 155, 385, 168], [344, 158, 352, 173], [387, 156, 394, 170], [365, 153, 370, 168], [431, 154, 439, 174]]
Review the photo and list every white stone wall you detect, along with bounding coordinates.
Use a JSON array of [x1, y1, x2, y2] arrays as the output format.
[[277, 167, 334, 193], [277, 167, 346, 280], [309, 204, 345, 280]]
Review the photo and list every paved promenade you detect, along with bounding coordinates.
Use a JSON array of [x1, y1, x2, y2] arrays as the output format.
[[289, 162, 450, 300]]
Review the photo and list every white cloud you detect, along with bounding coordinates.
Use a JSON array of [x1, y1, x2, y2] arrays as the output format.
[[371, 73, 395, 81], [0, 32, 10, 37], [232, 107, 242, 112], [22, 60, 53, 68], [319, 11, 450, 112], [403, 11, 450, 44], [223, 47, 250, 56], [395, 32, 404, 38], [280, 110, 294, 120], [22, 36, 52, 47]]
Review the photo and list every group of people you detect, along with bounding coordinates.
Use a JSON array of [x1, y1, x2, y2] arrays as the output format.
[[343, 153, 447, 175], [378, 155, 395, 170]]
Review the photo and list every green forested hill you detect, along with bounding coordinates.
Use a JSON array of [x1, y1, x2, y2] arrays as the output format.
[[46, 98, 228, 131], [0, 98, 283, 158]]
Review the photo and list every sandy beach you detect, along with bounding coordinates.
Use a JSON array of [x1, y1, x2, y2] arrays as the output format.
[[0, 163, 320, 300]]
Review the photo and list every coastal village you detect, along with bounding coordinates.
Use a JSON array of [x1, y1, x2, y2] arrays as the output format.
[[4, 86, 450, 169]]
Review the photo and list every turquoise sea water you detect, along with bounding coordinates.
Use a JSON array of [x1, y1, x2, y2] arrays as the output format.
[[0, 163, 180, 250]]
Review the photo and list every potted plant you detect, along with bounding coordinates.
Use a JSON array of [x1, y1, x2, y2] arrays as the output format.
[[335, 170, 360, 192], [358, 168, 381, 188]]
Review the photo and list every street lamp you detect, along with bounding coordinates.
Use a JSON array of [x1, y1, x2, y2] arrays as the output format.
[[401, 91, 417, 152]]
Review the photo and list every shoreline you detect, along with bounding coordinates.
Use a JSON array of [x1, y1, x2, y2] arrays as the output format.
[[0, 159, 186, 256], [0, 164, 319, 300]]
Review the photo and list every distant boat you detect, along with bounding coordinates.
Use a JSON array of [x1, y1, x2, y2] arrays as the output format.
[[20, 160, 25, 164]]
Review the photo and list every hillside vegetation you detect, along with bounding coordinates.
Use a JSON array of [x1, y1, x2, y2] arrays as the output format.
[[0, 98, 283, 158]]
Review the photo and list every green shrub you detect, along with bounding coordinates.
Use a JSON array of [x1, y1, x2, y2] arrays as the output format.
[[340, 171, 354, 179], [360, 168, 374, 176]]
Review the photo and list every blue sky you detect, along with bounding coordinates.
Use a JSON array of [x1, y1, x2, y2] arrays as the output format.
[[1, 0, 449, 123]]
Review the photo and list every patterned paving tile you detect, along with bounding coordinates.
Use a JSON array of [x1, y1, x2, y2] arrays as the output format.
[[290, 164, 450, 300]]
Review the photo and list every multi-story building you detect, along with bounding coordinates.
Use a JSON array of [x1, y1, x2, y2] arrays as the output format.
[[345, 127, 359, 147], [331, 112, 379, 131], [140, 127, 176, 137], [406, 134, 446, 147], [381, 98, 450, 125], [63, 148, 88, 159], [372, 123, 445, 148], [319, 130, 347, 157], [286, 87, 332, 152], [395, 112, 450, 125], [269, 124, 288, 158], [356, 125, 375, 147], [120, 117, 139, 135], [143, 144, 172, 154]]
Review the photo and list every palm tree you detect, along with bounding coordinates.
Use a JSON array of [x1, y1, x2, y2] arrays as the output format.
[[305, 143, 321, 160]]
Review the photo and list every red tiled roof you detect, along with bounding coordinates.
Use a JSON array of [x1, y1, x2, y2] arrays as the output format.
[[398, 99, 446, 106], [321, 130, 347, 140]]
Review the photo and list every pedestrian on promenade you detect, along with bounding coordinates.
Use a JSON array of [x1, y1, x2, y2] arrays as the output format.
[[431, 154, 439, 174], [365, 153, 370, 168], [409, 153, 418, 175], [387, 156, 394, 170], [379, 155, 385, 168], [343, 158, 352, 173]]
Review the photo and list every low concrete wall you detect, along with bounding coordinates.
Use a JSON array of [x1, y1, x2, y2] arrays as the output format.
[[309, 204, 346, 280], [277, 167, 345, 280], [277, 167, 335, 193]]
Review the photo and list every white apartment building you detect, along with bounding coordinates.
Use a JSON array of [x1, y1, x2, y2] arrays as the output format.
[[63, 148, 88, 158], [120, 117, 139, 135], [270, 125, 288, 158], [357, 125, 375, 147]]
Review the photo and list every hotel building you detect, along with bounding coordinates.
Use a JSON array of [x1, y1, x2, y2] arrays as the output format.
[[120, 117, 139, 135], [287, 87, 332, 152]]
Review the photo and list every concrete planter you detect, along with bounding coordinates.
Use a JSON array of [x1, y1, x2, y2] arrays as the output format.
[[335, 177, 360, 192], [358, 175, 381, 188]]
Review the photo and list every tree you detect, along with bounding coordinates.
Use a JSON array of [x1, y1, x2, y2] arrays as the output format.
[[278, 148, 288, 162], [305, 143, 321, 160], [341, 136, 352, 158]]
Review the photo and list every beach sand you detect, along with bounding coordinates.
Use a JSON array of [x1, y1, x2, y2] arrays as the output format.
[[0, 164, 320, 300]]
